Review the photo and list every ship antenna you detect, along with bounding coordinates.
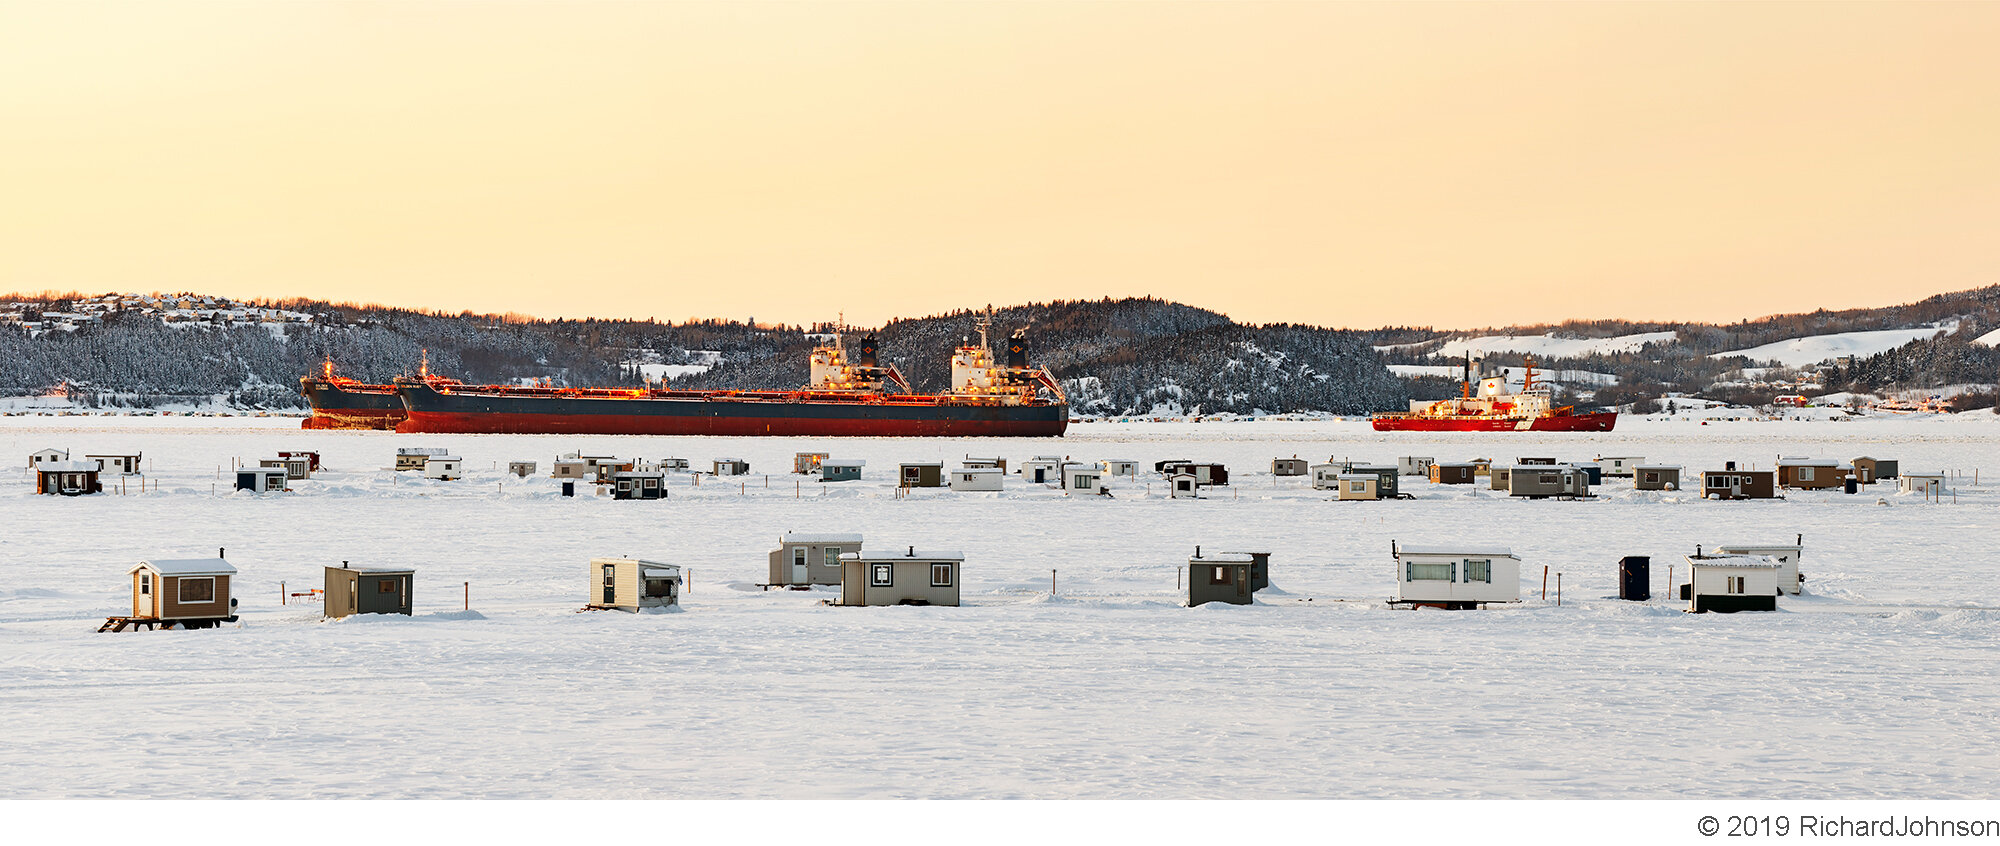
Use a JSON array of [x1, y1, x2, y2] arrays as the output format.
[[1523, 355, 1536, 392], [835, 312, 845, 353], [420, 348, 429, 380], [978, 305, 993, 356]]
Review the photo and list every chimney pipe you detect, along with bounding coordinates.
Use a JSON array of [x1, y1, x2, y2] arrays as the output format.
[[218, 547, 225, 558]]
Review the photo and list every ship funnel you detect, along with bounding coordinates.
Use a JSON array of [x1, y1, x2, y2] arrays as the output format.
[[856, 335, 879, 368], [1007, 331, 1029, 368]]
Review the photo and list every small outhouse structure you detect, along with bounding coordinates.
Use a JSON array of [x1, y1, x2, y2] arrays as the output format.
[[587, 557, 680, 611], [949, 467, 1004, 491], [423, 455, 463, 480], [1716, 540, 1804, 595], [126, 558, 238, 628], [509, 461, 537, 478], [260, 455, 313, 480], [964, 456, 1008, 472], [1900, 471, 1947, 496], [324, 563, 414, 618], [235, 466, 289, 493], [1776, 458, 1846, 490], [1020, 457, 1063, 484], [88, 453, 142, 475], [1397, 456, 1436, 477], [1634, 464, 1682, 491], [898, 462, 945, 488], [610, 469, 667, 500], [1851, 456, 1898, 483], [1309, 463, 1341, 490], [1187, 550, 1256, 607], [1508, 465, 1589, 499], [1597, 456, 1645, 477], [35, 461, 101, 495], [1429, 463, 1478, 485], [1683, 554, 1780, 613], [713, 458, 750, 476], [28, 448, 69, 469], [794, 452, 829, 474], [1100, 458, 1138, 477], [1701, 469, 1777, 500], [396, 447, 446, 471], [821, 459, 864, 482], [1393, 544, 1521, 610], [769, 533, 864, 587], [1336, 473, 1381, 501], [1271, 458, 1308, 477], [837, 547, 962, 607], [1167, 472, 1201, 498], [1061, 462, 1104, 495]]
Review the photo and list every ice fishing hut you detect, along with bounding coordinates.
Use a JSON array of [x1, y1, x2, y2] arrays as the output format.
[[965, 456, 1007, 472], [1166, 472, 1201, 498], [769, 533, 864, 587], [324, 563, 414, 618], [657, 457, 691, 472], [1099, 459, 1138, 477], [235, 466, 289, 493], [260, 455, 313, 480], [87, 452, 142, 476], [1020, 457, 1062, 484], [1347, 464, 1400, 499], [1309, 463, 1341, 490], [1167, 463, 1229, 486], [1271, 458, 1308, 477], [279, 450, 322, 472], [1392, 544, 1521, 609], [1516, 457, 1556, 466], [423, 455, 463, 481], [1187, 550, 1256, 607], [34, 461, 101, 495], [899, 462, 945, 488], [1336, 473, 1381, 501], [588, 557, 680, 611], [509, 461, 537, 478], [1429, 463, 1478, 485], [837, 547, 962, 607], [1573, 462, 1603, 485], [1226, 550, 1272, 591], [1597, 456, 1645, 477], [1851, 456, 1898, 484], [611, 469, 667, 500], [28, 448, 69, 469], [396, 447, 446, 471], [821, 458, 864, 482], [1634, 465, 1682, 491], [124, 557, 238, 629], [1507, 465, 1589, 499], [713, 458, 750, 476], [1700, 468, 1777, 500], [1683, 554, 1780, 613], [949, 467, 1004, 491], [551, 458, 590, 480], [794, 452, 829, 474], [1061, 462, 1104, 494], [1899, 471, 1947, 496], [1776, 458, 1846, 490], [1397, 456, 1436, 477], [1716, 540, 1804, 595], [1153, 459, 1190, 473]]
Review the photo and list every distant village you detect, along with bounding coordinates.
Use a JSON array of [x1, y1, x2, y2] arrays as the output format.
[[0, 292, 316, 335]]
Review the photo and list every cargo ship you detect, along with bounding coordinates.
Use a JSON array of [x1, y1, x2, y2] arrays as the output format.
[[299, 361, 406, 430], [1372, 356, 1617, 432], [389, 317, 1069, 437]]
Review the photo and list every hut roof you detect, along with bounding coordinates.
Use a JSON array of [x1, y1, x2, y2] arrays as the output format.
[[333, 564, 415, 575], [780, 532, 864, 544], [1396, 546, 1518, 559], [845, 548, 964, 562], [1686, 554, 1782, 569], [1190, 552, 1256, 564], [132, 559, 237, 576], [39, 460, 101, 473]]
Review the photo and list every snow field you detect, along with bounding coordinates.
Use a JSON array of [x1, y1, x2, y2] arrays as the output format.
[[2, 416, 1997, 798]]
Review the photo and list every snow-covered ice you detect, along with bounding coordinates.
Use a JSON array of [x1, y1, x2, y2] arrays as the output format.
[[2, 414, 1997, 798]]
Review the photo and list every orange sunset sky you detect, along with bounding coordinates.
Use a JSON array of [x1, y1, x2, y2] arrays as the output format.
[[3, 1, 1998, 329]]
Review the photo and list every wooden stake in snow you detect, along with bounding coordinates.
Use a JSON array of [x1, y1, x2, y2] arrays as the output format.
[[1542, 566, 1549, 600], [1051, 569, 1057, 596], [464, 582, 469, 611], [1556, 573, 1563, 607]]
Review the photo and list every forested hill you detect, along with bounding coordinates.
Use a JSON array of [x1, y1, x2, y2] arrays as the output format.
[[0, 294, 1406, 415]]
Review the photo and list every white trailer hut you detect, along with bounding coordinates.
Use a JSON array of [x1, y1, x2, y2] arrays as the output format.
[[509, 461, 537, 478], [837, 548, 962, 607], [1061, 462, 1104, 495], [1397, 456, 1436, 477], [1271, 458, 1308, 477], [87, 453, 142, 475], [396, 447, 447, 471], [949, 467, 1004, 491], [1393, 545, 1521, 609], [1099, 459, 1138, 477], [423, 456, 463, 480], [588, 557, 680, 611], [1597, 456, 1646, 477], [1900, 472, 1948, 496], [235, 466, 289, 493], [1020, 457, 1062, 484], [657, 458, 691, 472], [1336, 473, 1380, 501], [1684, 554, 1781, 613], [713, 458, 750, 476], [769, 533, 864, 587], [126, 558, 238, 628], [1309, 463, 1342, 490], [28, 448, 68, 469], [1716, 541, 1803, 595]]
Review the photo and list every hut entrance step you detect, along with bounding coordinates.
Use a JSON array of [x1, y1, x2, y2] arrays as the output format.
[[98, 616, 176, 632]]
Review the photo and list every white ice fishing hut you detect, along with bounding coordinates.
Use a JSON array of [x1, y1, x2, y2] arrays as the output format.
[[88, 452, 142, 476], [713, 458, 750, 476], [589, 557, 681, 611], [1099, 459, 1138, 477], [235, 466, 289, 492], [1684, 554, 1780, 613], [1393, 544, 1520, 609], [1309, 463, 1341, 490], [1597, 456, 1645, 477], [838, 547, 962, 607], [1061, 462, 1104, 494], [396, 447, 446, 471], [949, 467, 1004, 491], [423, 455, 462, 480], [129, 557, 239, 627], [1021, 457, 1062, 484], [1167, 472, 1200, 498], [260, 455, 312, 480], [1397, 456, 1435, 477], [1716, 539, 1804, 595], [1900, 472, 1947, 496], [509, 461, 536, 478], [28, 448, 68, 469]]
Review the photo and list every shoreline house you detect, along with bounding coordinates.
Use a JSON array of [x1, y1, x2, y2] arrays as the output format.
[[837, 548, 962, 607], [768, 533, 864, 587], [124, 558, 238, 629], [35, 460, 102, 496], [1683, 554, 1780, 613], [1393, 544, 1521, 610], [588, 558, 680, 611], [324, 563, 415, 618]]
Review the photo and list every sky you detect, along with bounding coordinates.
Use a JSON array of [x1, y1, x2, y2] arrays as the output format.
[[4, 1, 1998, 330]]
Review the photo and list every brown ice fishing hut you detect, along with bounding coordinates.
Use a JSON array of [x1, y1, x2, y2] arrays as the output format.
[[325, 564, 415, 618]]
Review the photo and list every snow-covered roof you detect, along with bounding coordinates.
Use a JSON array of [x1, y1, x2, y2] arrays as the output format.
[[398, 447, 448, 455], [898, 461, 943, 467], [1635, 464, 1682, 470], [1191, 553, 1255, 564], [1397, 546, 1518, 559], [780, 533, 864, 544], [333, 564, 415, 574], [1902, 470, 1946, 478], [131, 558, 236, 576], [38, 460, 100, 472], [1716, 544, 1800, 553], [822, 458, 865, 468], [954, 467, 1002, 474], [1775, 458, 1839, 466], [1337, 474, 1378, 481], [425, 455, 462, 462], [844, 548, 964, 562], [1687, 554, 1781, 569]]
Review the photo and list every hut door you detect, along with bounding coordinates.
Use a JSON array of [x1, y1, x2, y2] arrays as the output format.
[[348, 578, 359, 615], [792, 548, 809, 584], [603, 564, 617, 605], [1236, 566, 1248, 598]]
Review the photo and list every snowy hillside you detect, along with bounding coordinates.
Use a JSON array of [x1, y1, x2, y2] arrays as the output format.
[[1711, 322, 1960, 367], [1428, 331, 1677, 360]]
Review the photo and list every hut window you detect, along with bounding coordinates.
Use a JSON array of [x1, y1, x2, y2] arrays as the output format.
[[178, 577, 215, 603], [1463, 560, 1491, 583], [378, 580, 397, 594], [1707, 476, 1727, 488], [139, 574, 151, 595], [1727, 576, 1745, 595], [793, 548, 807, 567], [1209, 566, 1233, 585], [1798, 467, 1814, 481], [603, 565, 616, 588], [644, 578, 673, 598], [931, 564, 953, 587], [1643, 472, 1659, 484], [871, 564, 893, 587], [823, 548, 840, 568], [1349, 482, 1365, 492], [1406, 561, 1454, 581]]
